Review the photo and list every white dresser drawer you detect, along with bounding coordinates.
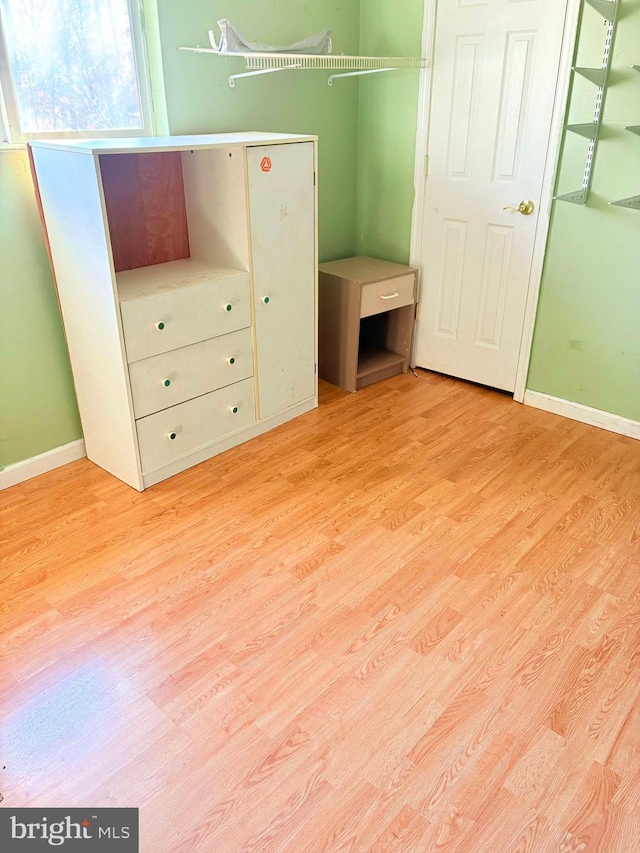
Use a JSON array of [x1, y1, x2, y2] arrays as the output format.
[[136, 377, 256, 474], [360, 274, 415, 319], [129, 327, 254, 418], [120, 273, 251, 363]]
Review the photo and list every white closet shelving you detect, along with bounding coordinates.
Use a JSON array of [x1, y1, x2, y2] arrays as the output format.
[[179, 31, 427, 87], [555, 0, 619, 205]]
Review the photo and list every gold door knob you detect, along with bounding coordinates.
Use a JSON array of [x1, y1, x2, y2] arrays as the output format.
[[504, 200, 535, 215]]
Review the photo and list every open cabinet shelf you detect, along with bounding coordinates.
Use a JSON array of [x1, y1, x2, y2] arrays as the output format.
[[356, 348, 407, 381]]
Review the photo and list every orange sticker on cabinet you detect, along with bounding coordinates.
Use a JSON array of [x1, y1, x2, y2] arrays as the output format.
[[260, 156, 272, 173]]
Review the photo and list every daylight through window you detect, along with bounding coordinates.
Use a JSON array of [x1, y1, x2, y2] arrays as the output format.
[[0, 0, 150, 141]]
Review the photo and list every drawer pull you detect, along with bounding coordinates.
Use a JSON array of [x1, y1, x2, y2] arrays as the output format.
[[168, 431, 177, 440], [380, 292, 400, 300], [231, 406, 239, 414], [155, 321, 166, 330], [225, 303, 233, 312], [227, 356, 235, 365], [261, 296, 270, 304], [163, 378, 171, 387]]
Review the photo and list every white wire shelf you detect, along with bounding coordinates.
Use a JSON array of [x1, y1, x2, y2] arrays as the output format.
[[179, 36, 427, 87], [241, 54, 425, 70]]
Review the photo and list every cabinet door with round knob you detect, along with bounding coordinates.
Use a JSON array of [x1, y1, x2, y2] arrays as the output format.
[[247, 142, 316, 420]]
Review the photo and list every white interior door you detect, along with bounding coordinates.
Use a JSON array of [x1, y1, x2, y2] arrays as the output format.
[[414, 0, 567, 392]]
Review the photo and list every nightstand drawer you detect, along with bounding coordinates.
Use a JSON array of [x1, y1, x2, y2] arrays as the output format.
[[360, 274, 415, 319], [120, 274, 251, 363], [129, 327, 254, 418], [136, 377, 256, 474]]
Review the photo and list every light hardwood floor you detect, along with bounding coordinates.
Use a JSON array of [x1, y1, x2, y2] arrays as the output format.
[[2, 372, 640, 852]]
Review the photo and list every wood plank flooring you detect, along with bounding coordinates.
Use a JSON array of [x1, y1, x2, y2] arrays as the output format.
[[2, 371, 640, 852]]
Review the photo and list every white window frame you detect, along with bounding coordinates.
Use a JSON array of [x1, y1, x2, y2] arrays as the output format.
[[0, 0, 154, 145]]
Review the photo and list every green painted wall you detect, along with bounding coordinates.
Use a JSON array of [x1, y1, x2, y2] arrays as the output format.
[[527, 1, 640, 420], [0, 151, 81, 468], [356, 0, 422, 263], [156, 0, 361, 262]]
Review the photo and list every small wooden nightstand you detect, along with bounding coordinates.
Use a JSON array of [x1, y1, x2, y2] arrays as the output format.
[[318, 256, 418, 392]]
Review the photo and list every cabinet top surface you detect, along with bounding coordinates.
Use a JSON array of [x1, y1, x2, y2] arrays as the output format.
[[116, 259, 249, 302], [318, 256, 417, 286], [29, 131, 317, 155]]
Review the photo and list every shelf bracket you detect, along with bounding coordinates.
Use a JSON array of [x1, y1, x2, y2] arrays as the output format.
[[609, 195, 640, 209], [228, 64, 301, 88], [584, 0, 617, 22], [573, 66, 607, 87], [328, 67, 399, 86], [565, 122, 598, 139], [554, 190, 588, 205]]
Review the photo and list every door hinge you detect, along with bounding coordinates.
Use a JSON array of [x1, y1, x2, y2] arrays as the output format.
[[314, 171, 316, 186], [415, 301, 421, 320], [424, 155, 430, 177]]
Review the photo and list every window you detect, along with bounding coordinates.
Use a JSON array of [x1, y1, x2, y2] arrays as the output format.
[[0, 0, 152, 144]]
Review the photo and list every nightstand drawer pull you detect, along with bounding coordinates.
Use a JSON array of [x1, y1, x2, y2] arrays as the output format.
[[360, 273, 415, 318]]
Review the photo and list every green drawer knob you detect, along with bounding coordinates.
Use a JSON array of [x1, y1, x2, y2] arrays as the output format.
[[231, 406, 238, 414], [227, 356, 235, 365], [262, 296, 270, 304], [168, 431, 177, 440], [225, 303, 233, 312], [155, 321, 165, 330], [163, 378, 171, 387]]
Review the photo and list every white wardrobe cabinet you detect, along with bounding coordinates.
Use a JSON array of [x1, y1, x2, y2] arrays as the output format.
[[30, 133, 318, 491]]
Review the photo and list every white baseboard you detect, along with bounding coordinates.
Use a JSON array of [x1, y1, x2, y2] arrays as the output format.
[[524, 391, 640, 441], [0, 439, 87, 491]]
